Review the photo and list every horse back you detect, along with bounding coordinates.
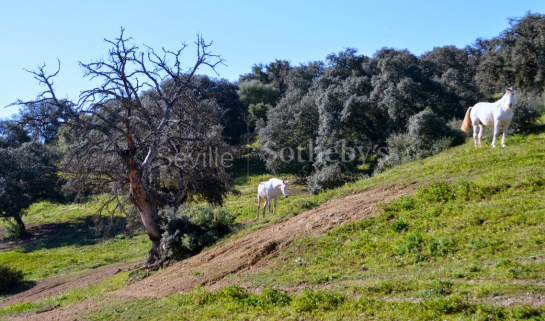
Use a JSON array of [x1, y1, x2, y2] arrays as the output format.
[[257, 179, 282, 198], [471, 102, 497, 127]]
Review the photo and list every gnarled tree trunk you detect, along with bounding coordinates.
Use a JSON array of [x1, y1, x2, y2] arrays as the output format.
[[13, 215, 27, 235], [128, 161, 163, 267]]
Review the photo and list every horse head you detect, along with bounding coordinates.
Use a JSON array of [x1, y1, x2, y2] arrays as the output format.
[[505, 87, 515, 109], [281, 180, 290, 197]]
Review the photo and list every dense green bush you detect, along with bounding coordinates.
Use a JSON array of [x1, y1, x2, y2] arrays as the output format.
[[376, 110, 465, 172], [0, 264, 24, 294], [509, 94, 545, 133], [307, 164, 344, 195], [159, 205, 236, 260], [1, 219, 23, 240]]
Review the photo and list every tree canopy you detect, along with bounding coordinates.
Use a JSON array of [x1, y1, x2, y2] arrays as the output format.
[[0, 121, 59, 234], [15, 30, 235, 265]]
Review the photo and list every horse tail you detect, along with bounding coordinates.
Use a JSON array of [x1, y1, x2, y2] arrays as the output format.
[[460, 107, 473, 132]]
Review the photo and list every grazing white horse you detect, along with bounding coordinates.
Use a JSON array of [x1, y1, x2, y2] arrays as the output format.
[[461, 87, 515, 148], [256, 178, 289, 220]]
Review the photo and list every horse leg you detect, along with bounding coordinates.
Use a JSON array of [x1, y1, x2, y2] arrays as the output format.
[[273, 197, 278, 215], [477, 124, 484, 148], [492, 121, 500, 148], [266, 197, 271, 216], [472, 124, 479, 147], [502, 123, 510, 147], [256, 196, 262, 220], [263, 197, 270, 218]]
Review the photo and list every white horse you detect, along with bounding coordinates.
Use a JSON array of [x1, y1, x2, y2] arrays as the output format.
[[256, 178, 289, 220], [460, 87, 515, 148]]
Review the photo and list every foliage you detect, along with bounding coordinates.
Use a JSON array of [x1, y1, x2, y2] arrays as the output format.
[[307, 164, 344, 194], [0, 120, 31, 148], [509, 94, 545, 132], [239, 59, 292, 96], [475, 13, 545, 94], [0, 264, 24, 294], [255, 13, 545, 176], [191, 75, 248, 145], [256, 46, 482, 174], [238, 80, 280, 122], [0, 141, 60, 233], [159, 204, 236, 260], [376, 110, 465, 172]]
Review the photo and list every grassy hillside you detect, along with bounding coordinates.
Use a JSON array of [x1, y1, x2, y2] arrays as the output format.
[[2, 125, 545, 319], [87, 128, 545, 320]]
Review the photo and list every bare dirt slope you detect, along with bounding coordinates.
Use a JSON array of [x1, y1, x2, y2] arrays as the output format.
[[114, 186, 409, 299]]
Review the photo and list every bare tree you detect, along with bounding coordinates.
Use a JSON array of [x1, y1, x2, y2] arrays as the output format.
[[13, 29, 232, 266]]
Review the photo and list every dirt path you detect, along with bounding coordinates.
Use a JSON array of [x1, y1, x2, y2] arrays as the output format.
[[0, 263, 130, 310]]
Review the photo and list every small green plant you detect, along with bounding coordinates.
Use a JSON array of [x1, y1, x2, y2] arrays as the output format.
[[220, 285, 292, 309], [466, 237, 489, 250], [417, 181, 455, 203], [0, 264, 24, 294], [468, 265, 481, 273], [294, 289, 346, 312], [428, 238, 455, 257], [247, 286, 292, 308], [495, 259, 531, 278], [222, 284, 249, 302], [390, 219, 409, 232], [399, 232, 425, 254]]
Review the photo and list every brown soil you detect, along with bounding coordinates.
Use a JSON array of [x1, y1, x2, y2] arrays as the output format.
[[2, 186, 410, 320]]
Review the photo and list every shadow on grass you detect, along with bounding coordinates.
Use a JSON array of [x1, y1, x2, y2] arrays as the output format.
[[519, 123, 545, 137], [1, 280, 38, 297], [0, 215, 127, 253]]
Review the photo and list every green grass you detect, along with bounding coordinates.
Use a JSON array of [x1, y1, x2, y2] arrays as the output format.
[[0, 235, 148, 279], [85, 285, 545, 320], [224, 126, 545, 306], [0, 197, 149, 280]]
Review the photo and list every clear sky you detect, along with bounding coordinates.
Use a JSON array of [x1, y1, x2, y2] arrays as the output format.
[[1, 0, 543, 119]]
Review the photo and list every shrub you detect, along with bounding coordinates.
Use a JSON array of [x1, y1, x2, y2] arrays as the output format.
[[307, 164, 344, 194], [1, 219, 23, 240], [376, 110, 466, 172], [0, 264, 24, 294], [509, 94, 545, 133], [294, 289, 346, 312], [416, 181, 455, 203], [429, 238, 456, 257], [160, 205, 236, 260], [221, 285, 292, 308], [390, 219, 409, 232]]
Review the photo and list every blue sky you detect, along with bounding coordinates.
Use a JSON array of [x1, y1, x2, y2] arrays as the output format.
[[1, 0, 543, 119]]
